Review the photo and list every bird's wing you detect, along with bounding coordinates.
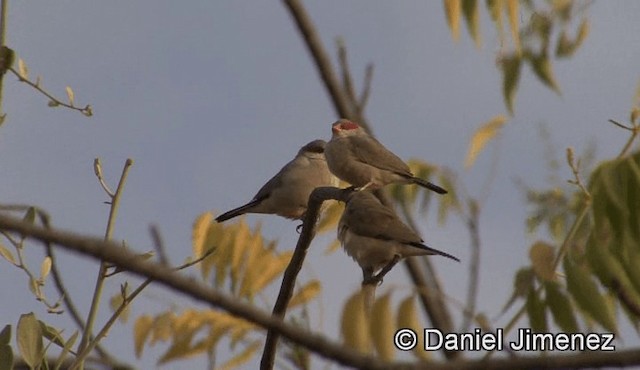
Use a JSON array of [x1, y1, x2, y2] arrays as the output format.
[[346, 199, 421, 244], [251, 158, 296, 201], [347, 135, 412, 176]]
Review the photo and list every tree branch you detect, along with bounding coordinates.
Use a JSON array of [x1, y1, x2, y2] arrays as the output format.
[[2, 214, 640, 369], [260, 186, 353, 370]]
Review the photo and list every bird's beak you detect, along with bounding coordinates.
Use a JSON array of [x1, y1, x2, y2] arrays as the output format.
[[331, 125, 340, 133]]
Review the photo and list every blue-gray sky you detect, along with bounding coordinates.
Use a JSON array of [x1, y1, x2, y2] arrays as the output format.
[[1, 1, 639, 368]]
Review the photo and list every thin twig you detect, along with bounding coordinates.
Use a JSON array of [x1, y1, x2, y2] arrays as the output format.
[[69, 246, 214, 370], [8, 67, 92, 117], [336, 38, 358, 111], [0, 0, 9, 121], [0, 204, 115, 361], [4, 215, 640, 369], [150, 224, 169, 266], [78, 159, 133, 367], [358, 64, 374, 110], [461, 200, 480, 333], [260, 186, 352, 370]]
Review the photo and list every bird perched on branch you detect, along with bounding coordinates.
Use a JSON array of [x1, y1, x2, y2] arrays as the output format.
[[338, 191, 459, 285], [324, 119, 447, 194], [216, 139, 337, 223]]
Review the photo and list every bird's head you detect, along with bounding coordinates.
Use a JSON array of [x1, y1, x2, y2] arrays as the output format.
[[331, 119, 362, 137], [298, 139, 326, 158]]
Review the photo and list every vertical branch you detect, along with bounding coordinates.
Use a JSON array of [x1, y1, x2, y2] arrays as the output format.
[[260, 187, 350, 370], [461, 200, 480, 333], [76, 159, 133, 368], [282, 0, 457, 361], [0, 0, 9, 121]]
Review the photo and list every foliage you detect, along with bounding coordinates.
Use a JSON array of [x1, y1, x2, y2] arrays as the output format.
[[132, 214, 321, 367]]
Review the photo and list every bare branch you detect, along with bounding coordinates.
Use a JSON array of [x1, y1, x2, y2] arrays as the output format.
[[3, 214, 640, 369], [261, 186, 353, 370]]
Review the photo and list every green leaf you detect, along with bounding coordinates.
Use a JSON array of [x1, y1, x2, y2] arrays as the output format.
[[545, 281, 578, 332], [501, 55, 521, 114], [526, 52, 560, 94], [54, 331, 78, 370], [0, 343, 13, 370], [0, 326, 10, 345], [525, 288, 547, 332], [502, 267, 534, 314], [39, 320, 65, 348], [564, 257, 617, 333], [17, 313, 44, 369], [23, 207, 36, 225], [529, 241, 556, 282], [461, 0, 481, 47]]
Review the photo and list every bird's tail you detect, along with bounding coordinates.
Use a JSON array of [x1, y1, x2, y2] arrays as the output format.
[[411, 176, 448, 194], [409, 242, 460, 262], [215, 199, 261, 223]]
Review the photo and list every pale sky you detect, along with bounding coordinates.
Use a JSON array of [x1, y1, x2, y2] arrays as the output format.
[[1, 1, 639, 368]]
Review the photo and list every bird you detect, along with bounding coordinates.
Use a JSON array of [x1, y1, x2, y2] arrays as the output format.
[[338, 190, 459, 285], [324, 119, 447, 194], [215, 139, 337, 223]]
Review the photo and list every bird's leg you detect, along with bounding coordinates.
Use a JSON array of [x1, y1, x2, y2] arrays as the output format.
[[369, 255, 401, 285], [361, 266, 377, 286], [355, 181, 374, 192]]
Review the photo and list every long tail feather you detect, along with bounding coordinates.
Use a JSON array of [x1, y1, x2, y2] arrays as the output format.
[[409, 242, 460, 262], [411, 176, 448, 194], [215, 199, 262, 222]]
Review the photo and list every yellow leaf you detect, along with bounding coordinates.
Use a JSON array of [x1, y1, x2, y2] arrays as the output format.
[[216, 341, 261, 370], [230, 220, 251, 289], [40, 256, 52, 281], [443, 0, 461, 41], [65, 86, 75, 105], [397, 295, 430, 360], [465, 115, 507, 169], [109, 288, 131, 323], [150, 311, 176, 345], [289, 280, 321, 308], [370, 292, 394, 361], [324, 239, 341, 255], [506, 0, 520, 54], [192, 212, 213, 259], [529, 241, 556, 281], [0, 242, 16, 265], [247, 251, 292, 298], [501, 55, 521, 114], [134, 315, 153, 358], [18, 58, 28, 79], [316, 201, 344, 234], [487, 0, 505, 45], [340, 290, 371, 353]]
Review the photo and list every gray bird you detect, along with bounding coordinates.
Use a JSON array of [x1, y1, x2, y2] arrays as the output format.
[[216, 139, 337, 222], [324, 119, 447, 193], [338, 191, 459, 285]]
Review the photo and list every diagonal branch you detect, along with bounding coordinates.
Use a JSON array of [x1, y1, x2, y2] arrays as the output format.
[[260, 186, 353, 370], [4, 215, 640, 369]]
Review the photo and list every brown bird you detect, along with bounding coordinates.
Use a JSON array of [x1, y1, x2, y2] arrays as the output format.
[[216, 139, 337, 222], [338, 191, 459, 284], [324, 119, 447, 193]]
